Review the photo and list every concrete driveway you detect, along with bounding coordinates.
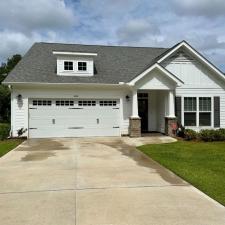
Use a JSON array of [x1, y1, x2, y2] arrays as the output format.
[[0, 135, 224, 225]]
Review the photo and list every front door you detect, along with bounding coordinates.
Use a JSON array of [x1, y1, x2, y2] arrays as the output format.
[[138, 94, 148, 132]]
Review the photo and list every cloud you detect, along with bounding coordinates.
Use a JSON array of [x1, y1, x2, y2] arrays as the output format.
[[0, 0, 224, 71], [116, 19, 160, 44], [0, 0, 77, 34], [170, 0, 225, 17]]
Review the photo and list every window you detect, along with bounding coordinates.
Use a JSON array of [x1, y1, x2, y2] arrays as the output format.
[[78, 100, 96, 106], [184, 97, 196, 126], [56, 100, 74, 106], [33, 100, 52, 106], [183, 97, 212, 127], [99, 100, 117, 106], [78, 62, 87, 71], [199, 97, 211, 126], [64, 61, 73, 71]]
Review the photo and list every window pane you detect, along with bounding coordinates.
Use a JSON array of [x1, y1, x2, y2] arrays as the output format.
[[184, 97, 196, 111], [199, 112, 211, 126], [199, 97, 211, 111], [64, 61, 73, 70], [184, 112, 196, 126], [78, 62, 87, 71]]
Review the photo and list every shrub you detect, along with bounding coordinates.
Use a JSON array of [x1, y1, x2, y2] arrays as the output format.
[[0, 123, 10, 140], [199, 129, 217, 142], [184, 129, 198, 141], [213, 129, 225, 141]]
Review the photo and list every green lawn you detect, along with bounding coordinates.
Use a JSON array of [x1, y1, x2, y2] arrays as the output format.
[[0, 139, 23, 157], [138, 141, 225, 206]]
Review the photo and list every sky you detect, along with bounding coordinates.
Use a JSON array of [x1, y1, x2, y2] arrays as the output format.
[[0, 0, 225, 71]]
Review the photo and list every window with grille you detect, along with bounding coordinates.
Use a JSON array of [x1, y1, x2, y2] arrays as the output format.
[[184, 97, 196, 126], [78, 62, 87, 71], [99, 100, 117, 106], [64, 61, 73, 70], [56, 100, 74, 106], [199, 97, 211, 126], [33, 100, 52, 106], [78, 100, 96, 106]]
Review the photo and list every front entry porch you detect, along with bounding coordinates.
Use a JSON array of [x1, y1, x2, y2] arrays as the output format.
[[129, 89, 177, 137], [128, 63, 182, 137]]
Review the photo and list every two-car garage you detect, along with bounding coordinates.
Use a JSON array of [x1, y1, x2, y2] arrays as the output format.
[[28, 99, 120, 138]]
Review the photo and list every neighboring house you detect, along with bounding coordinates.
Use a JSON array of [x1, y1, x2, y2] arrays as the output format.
[[2, 41, 225, 138]]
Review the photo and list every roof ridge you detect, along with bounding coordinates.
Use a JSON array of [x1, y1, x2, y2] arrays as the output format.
[[36, 42, 168, 49]]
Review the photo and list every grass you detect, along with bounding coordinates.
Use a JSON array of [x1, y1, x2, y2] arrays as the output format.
[[138, 141, 225, 206], [0, 139, 23, 157]]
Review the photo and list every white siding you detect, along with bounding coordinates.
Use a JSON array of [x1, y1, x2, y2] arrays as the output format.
[[176, 88, 225, 130], [11, 85, 132, 137], [136, 68, 175, 90], [161, 49, 225, 130], [162, 51, 222, 89]]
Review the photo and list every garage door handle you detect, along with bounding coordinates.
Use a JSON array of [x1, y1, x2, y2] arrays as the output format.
[[68, 127, 84, 129], [29, 107, 37, 109], [69, 107, 83, 109], [113, 126, 120, 128], [113, 107, 119, 109], [97, 118, 99, 124], [29, 128, 37, 130]]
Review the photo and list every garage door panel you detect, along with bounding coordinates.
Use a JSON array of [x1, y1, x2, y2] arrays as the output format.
[[29, 99, 120, 138]]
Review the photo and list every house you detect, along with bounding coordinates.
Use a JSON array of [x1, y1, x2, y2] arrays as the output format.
[[3, 41, 225, 138]]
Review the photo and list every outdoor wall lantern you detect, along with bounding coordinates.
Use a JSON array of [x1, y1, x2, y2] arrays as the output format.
[[126, 95, 130, 102], [17, 94, 22, 101]]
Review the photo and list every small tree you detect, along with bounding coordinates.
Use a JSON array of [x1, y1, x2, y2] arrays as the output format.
[[0, 54, 22, 122]]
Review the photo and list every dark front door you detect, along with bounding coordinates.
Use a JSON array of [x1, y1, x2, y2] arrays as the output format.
[[138, 98, 148, 132]]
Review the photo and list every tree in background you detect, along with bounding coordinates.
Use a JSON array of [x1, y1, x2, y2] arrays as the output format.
[[0, 54, 22, 122]]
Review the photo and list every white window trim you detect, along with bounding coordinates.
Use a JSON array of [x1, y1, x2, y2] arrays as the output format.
[[182, 96, 214, 129]]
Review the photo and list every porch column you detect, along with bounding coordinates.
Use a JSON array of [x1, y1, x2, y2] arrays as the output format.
[[168, 90, 175, 118], [129, 89, 141, 137], [165, 90, 177, 137], [131, 89, 139, 118]]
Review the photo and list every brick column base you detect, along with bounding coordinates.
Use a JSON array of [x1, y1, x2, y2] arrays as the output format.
[[165, 117, 177, 137], [129, 117, 141, 137]]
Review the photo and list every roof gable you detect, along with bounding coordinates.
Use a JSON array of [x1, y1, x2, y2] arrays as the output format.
[[128, 63, 183, 87], [157, 40, 225, 82]]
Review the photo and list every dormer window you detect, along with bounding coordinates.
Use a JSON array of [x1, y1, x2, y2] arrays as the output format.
[[78, 62, 87, 71], [53, 51, 97, 76], [64, 61, 73, 71]]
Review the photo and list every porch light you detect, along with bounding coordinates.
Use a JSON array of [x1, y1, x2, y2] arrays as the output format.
[[17, 94, 22, 101], [126, 95, 130, 102]]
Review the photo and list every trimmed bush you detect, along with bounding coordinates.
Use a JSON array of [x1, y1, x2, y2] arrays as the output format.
[[198, 129, 216, 142], [213, 129, 225, 141], [184, 129, 198, 141], [0, 123, 10, 140]]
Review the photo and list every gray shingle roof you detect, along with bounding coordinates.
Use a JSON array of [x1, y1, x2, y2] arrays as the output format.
[[3, 42, 169, 84]]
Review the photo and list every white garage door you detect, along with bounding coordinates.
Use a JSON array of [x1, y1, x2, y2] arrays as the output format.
[[29, 99, 120, 138]]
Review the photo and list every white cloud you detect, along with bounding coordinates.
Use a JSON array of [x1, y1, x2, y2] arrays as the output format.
[[117, 19, 159, 44], [0, 0, 77, 33], [170, 0, 225, 17]]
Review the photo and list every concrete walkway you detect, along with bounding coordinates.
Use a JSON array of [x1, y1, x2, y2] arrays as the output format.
[[0, 135, 224, 225]]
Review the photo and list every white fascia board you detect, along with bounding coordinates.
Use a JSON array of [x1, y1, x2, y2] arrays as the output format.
[[53, 51, 98, 56], [127, 63, 183, 86], [157, 41, 225, 81]]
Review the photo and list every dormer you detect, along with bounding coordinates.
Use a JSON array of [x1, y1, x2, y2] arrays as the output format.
[[53, 51, 97, 76]]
